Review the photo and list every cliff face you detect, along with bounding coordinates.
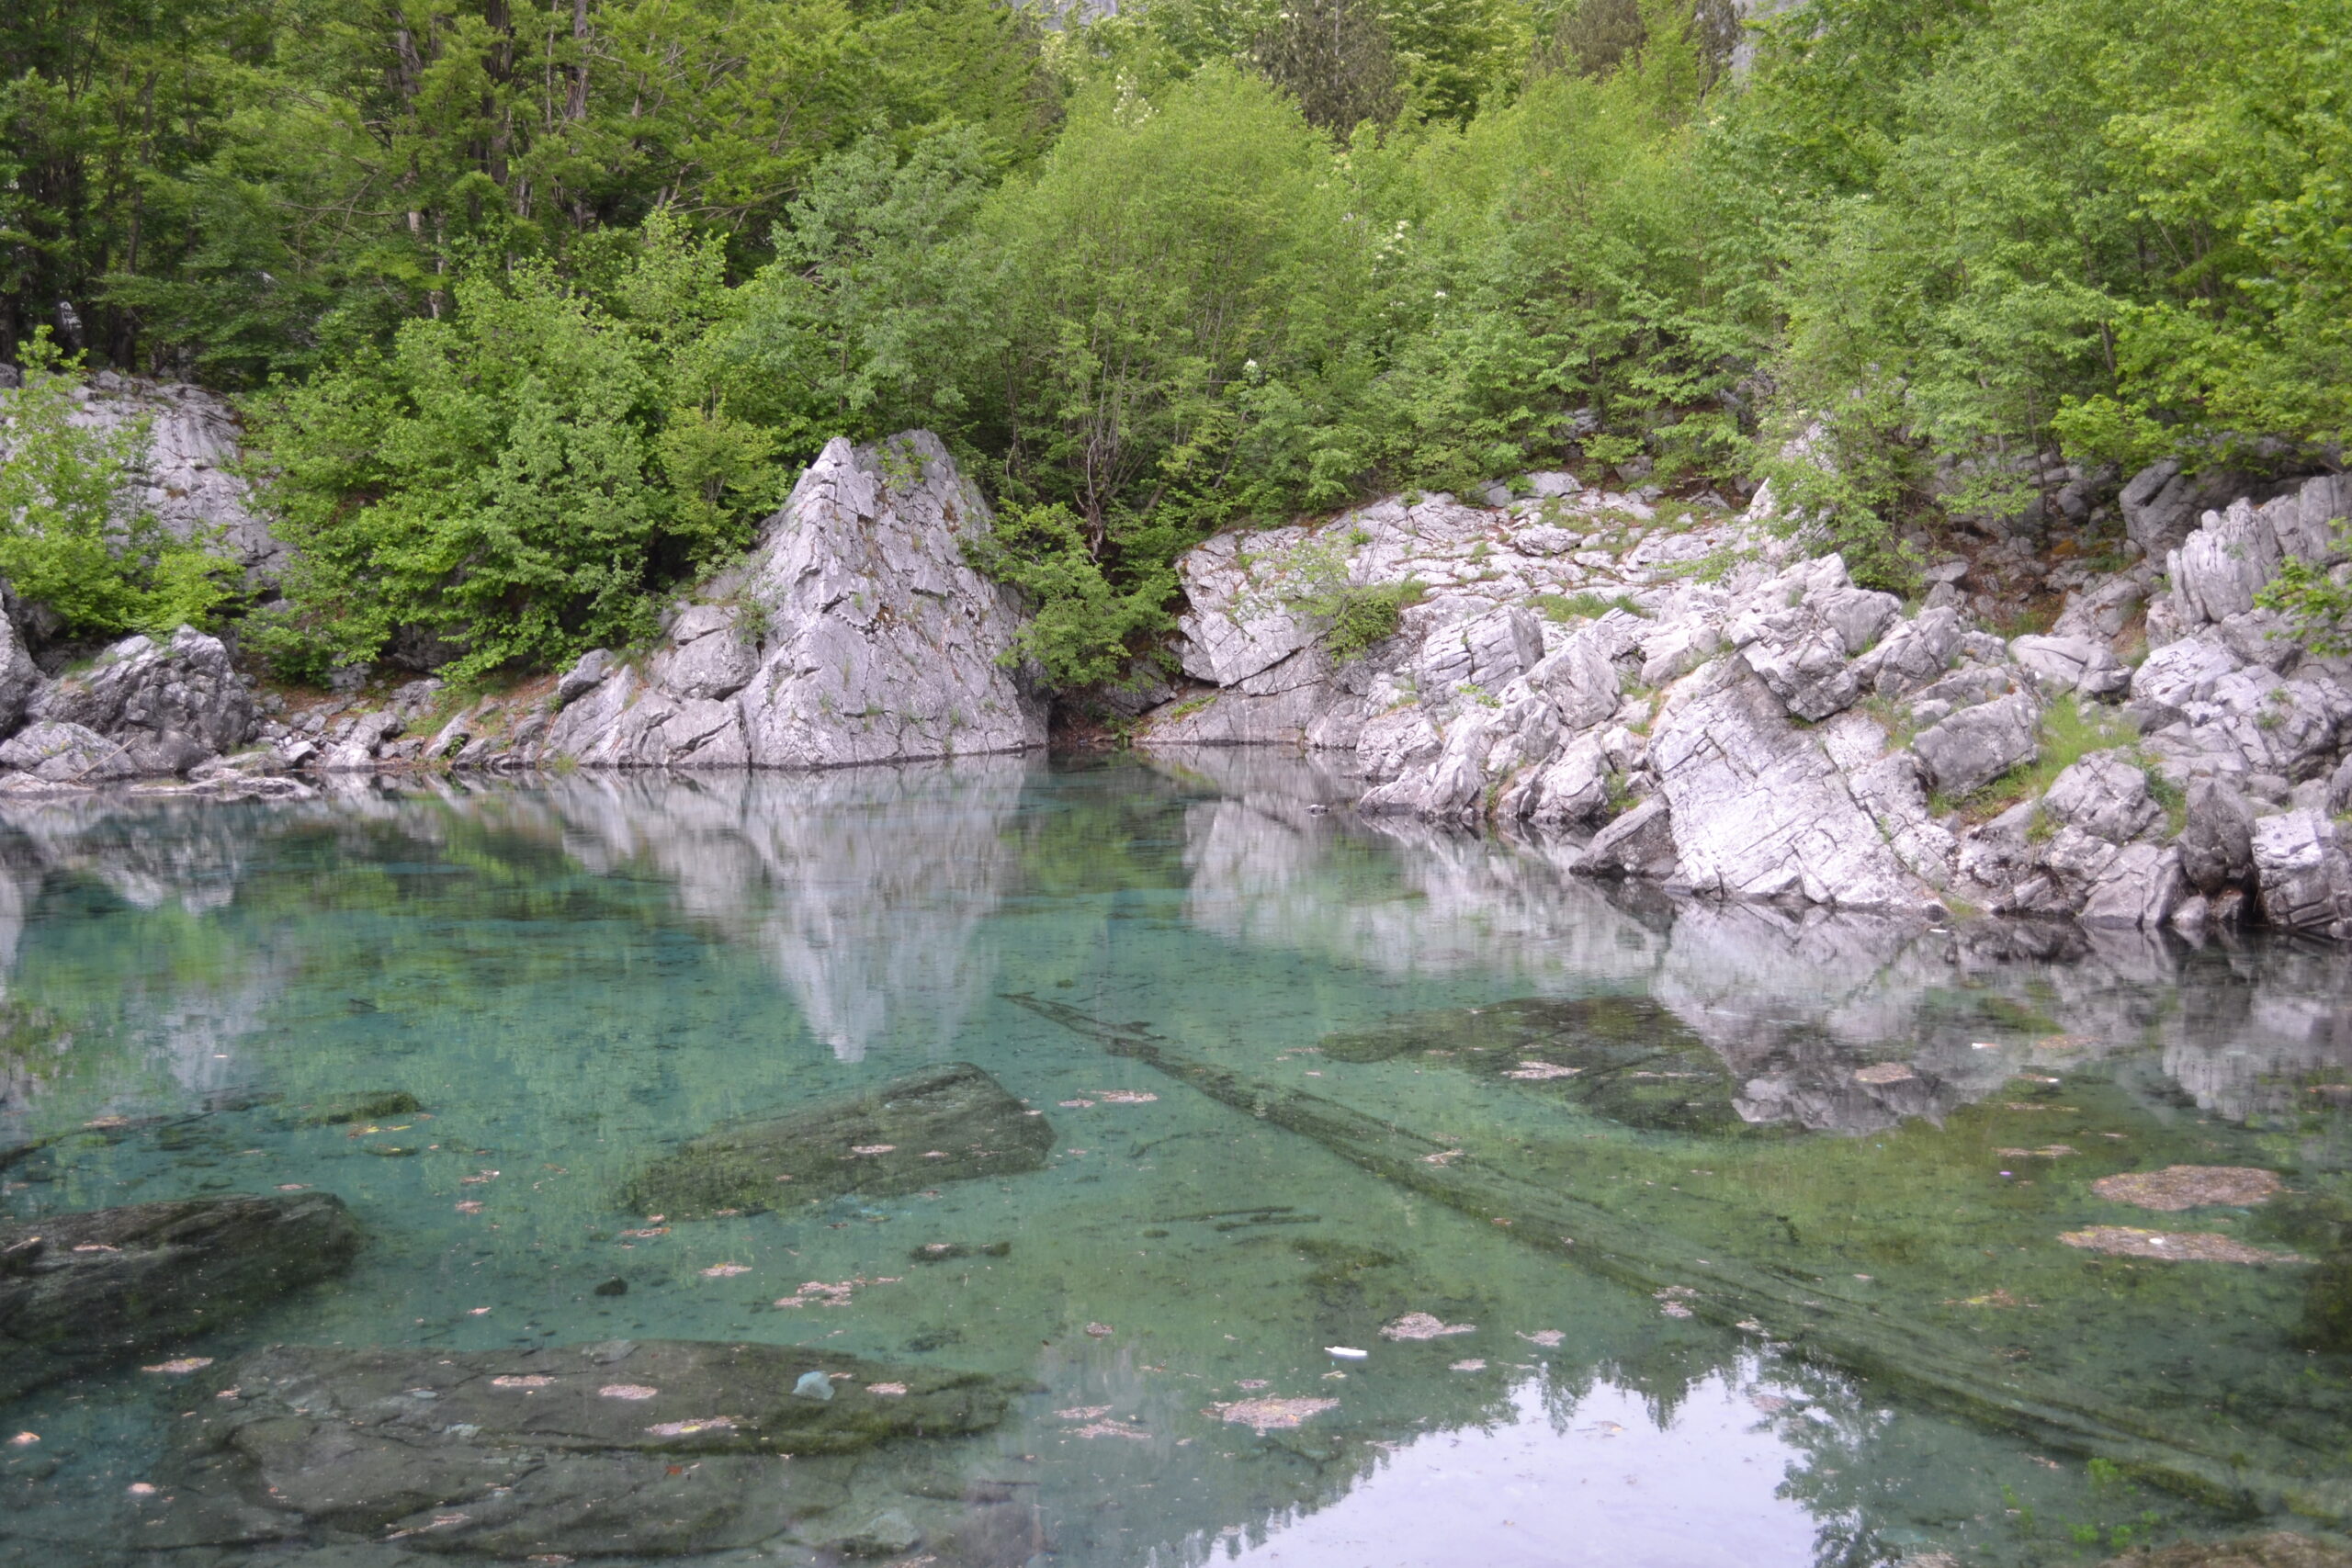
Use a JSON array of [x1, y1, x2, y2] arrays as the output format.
[[1137, 470, 2352, 939]]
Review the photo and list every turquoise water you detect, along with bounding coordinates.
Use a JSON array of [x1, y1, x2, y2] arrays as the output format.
[[2, 753, 2348, 1567]]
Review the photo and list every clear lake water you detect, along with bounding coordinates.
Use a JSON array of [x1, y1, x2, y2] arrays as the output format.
[[3, 751, 2349, 1568]]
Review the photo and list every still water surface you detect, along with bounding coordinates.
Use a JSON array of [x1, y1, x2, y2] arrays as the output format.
[[3, 753, 2348, 1567]]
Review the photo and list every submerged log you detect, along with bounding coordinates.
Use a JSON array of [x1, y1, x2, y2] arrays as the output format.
[[1007, 993, 2348, 1522]]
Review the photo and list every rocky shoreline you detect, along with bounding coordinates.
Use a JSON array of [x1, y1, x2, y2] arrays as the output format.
[[8, 377, 2352, 943]]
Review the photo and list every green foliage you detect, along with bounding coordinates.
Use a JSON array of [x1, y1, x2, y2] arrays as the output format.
[[0, 332, 233, 635], [246, 216, 780, 682], [1534, 590, 1642, 621], [1754, 386, 1928, 594], [2256, 523, 2352, 655], [12, 0, 2346, 695], [962, 501, 1176, 691], [973, 67, 1375, 534]]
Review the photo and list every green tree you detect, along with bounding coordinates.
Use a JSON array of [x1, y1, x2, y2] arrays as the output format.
[[0, 331, 234, 633], [246, 213, 777, 682]]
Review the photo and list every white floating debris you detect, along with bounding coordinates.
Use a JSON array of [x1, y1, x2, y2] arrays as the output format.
[[1325, 1346, 1369, 1360]]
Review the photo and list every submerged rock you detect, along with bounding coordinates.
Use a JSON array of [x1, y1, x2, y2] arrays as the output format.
[[2057, 1226, 2302, 1264], [2090, 1166, 2281, 1212], [2102, 1533, 2352, 1568], [0, 1192, 360, 1400], [625, 1062, 1055, 1219], [155, 1339, 1013, 1557], [293, 1089, 423, 1126]]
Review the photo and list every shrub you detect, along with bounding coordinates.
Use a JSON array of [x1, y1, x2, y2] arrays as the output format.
[[962, 500, 1176, 691], [0, 332, 234, 636]]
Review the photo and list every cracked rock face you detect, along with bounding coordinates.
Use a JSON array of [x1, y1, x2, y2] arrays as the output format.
[[547, 433, 1046, 769], [28, 626, 257, 773], [1645, 659, 1931, 909], [1912, 691, 2041, 798]]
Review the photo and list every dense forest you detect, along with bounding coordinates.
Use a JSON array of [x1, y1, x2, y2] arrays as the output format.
[[0, 0, 2346, 687]]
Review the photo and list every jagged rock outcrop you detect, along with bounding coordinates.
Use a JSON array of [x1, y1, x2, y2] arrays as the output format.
[[1644, 658, 1931, 909], [539, 432, 1046, 768], [28, 626, 256, 773], [1139, 457, 2352, 936]]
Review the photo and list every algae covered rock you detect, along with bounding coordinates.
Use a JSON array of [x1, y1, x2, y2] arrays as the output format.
[[0, 1192, 361, 1400], [156, 1338, 1016, 1557], [293, 1089, 423, 1126], [2102, 1533, 2352, 1568], [626, 1063, 1054, 1219]]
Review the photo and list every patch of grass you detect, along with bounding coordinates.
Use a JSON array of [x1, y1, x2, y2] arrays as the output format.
[[1162, 694, 1215, 723], [1934, 694, 2141, 824], [1534, 591, 1645, 624], [1656, 544, 1748, 583]]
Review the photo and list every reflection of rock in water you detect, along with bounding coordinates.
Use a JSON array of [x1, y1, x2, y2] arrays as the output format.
[[1322, 996, 1752, 1135], [2158, 944, 2352, 1128], [0, 793, 256, 913], [536, 763, 1029, 1062], [1153, 748, 1668, 984]]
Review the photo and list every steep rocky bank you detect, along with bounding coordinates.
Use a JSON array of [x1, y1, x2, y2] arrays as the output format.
[[5, 374, 2350, 942], [1133, 468, 2352, 939]]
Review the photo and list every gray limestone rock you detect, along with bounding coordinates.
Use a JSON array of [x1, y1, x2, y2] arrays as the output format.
[[2252, 809, 2352, 938], [1416, 605, 1545, 705], [1912, 691, 2040, 798], [2178, 775, 2259, 895], [2051, 575, 2148, 643], [1954, 799, 2038, 901], [1723, 558, 1894, 722], [155, 1339, 1014, 1558], [1645, 659, 1934, 908], [44, 375, 286, 582], [625, 1062, 1055, 1219], [555, 648, 616, 707], [0, 718, 136, 783], [29, 626, 256, 772], [1637, 620, 1721, 687], [2079, 842, 2188, 931], [2040, 750, 2162, 843], [0, 611, 39, 733], [653, 604, 759, 700], [548, 434, 1046, 769], [1512, 731, 1613, 826], [2121, 458, 2263, 558], [2009, 634, 2130, 699], [1853, 606, 1963, 700], [2171, 497, 2284, 626], [1571, 795, 1679, 881], [1730, 601, 1860, 720], [0, 1192, 360, 1401]]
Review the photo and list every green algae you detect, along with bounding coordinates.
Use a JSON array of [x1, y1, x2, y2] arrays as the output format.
[[294, 1089, 423, 1126]]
